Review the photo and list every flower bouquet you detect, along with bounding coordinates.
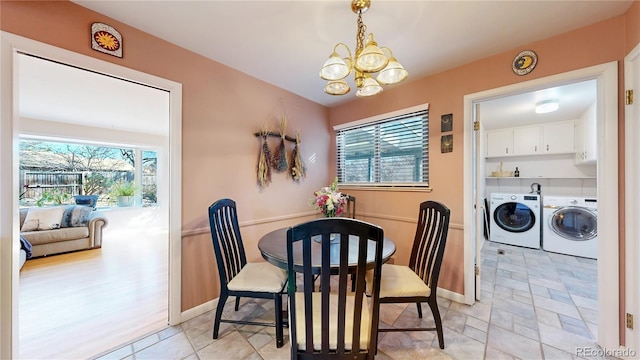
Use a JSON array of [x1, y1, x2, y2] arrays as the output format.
[[311, 177, 347, 218]]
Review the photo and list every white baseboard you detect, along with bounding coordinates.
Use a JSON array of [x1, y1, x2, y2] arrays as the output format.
[[180, 298, 219, 323], [436, 286, 466, 304]]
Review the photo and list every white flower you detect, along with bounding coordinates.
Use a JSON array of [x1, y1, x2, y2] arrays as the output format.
[[326, 201, 334, 211], [310, 177, 346, 217]]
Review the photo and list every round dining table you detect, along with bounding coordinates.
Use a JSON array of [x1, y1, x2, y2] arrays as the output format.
[[258, 227, 396, 273]]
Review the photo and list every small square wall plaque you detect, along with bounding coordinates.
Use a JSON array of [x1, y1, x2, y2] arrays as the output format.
[[441, 113, 453, 132], [441, 134, 453, 153], [91, 22, 122, 58]]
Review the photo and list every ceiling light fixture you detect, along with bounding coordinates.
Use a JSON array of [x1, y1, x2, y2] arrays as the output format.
[[535, 99, 559, 114], [319, 0, 408, 97]]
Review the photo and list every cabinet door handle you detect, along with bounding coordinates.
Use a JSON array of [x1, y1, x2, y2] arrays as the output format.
[[546, 144, 550, 151], [506, 148, 509, 154], [535, 145, 537, 152]]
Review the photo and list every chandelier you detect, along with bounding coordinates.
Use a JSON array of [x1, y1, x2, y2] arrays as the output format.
[[320, 0, 408, 97]]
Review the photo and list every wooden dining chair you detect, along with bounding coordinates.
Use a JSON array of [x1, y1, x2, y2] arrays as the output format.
[[367, 200, 450, 349], [341, 194, 358, 290], [343, 194, 356, 219], [286, 217, 384, 359], [208, 198, 288, 347]]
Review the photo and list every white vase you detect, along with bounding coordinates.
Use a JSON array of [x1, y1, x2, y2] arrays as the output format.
[[117, 195, 134, 207]]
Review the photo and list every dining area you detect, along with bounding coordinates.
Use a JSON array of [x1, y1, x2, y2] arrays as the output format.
[[93, 188, 605, 359], [89, 173, 607, 360], [205, 183, 451, 359]]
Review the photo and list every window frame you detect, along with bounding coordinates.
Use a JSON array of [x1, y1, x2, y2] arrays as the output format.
[[334, 103, 430, 188]]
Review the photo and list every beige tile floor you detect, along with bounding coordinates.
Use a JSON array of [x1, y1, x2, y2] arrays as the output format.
[[94, 240, 613, 360]]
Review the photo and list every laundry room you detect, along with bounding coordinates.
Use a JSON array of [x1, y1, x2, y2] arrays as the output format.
[[481, 79, 598, 256], [477, 78, 601, 343]]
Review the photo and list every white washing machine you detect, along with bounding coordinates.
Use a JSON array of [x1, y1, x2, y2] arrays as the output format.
[[542, 196, 597, 259], [490, 193, 541, 249]]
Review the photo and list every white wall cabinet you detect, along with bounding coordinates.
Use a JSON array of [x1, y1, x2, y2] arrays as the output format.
[[575, 104, 597, 164], [486, 128, 513, 157], [542, 121, 575, 154], [513, 126, 542, 155], [486, 120, 575, 158]]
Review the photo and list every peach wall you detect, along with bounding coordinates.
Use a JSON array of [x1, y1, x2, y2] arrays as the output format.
[[330, 16, 628, 294], [2, 1, 639, 312], [626, 1, 640, 52], [1, 1, 332, 310]]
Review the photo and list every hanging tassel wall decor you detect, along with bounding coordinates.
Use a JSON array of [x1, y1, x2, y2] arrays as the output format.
[[271, 116, 289, 173], [290, 132, 306, 182], [257, 125, 272, 189], [253, 98, 300, 188]]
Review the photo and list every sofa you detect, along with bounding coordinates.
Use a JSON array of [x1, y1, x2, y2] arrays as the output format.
[[19, 205, 108, 258]]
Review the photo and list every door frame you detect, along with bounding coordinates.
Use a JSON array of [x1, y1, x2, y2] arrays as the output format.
[[0, 32, 183, 359], [624, 42, 640, 354], [473, 102, 484, 300], [463, 61, 620, 349]]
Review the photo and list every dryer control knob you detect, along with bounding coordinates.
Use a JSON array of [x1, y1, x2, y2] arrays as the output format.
[[511, 195, 517, 200]]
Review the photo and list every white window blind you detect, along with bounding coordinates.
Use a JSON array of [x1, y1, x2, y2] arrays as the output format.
[[336, 108, 429, 186]]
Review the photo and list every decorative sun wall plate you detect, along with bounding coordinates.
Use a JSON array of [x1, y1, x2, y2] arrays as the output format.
[[91, 22, 122, 58], [512, 50, 537, 76]]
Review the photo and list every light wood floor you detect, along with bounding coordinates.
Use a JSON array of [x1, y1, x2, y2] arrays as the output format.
[[19, 226, 169, 360]]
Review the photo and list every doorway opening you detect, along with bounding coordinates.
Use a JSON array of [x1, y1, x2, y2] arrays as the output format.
[[0, 31, 183, 359], [17, 137, 167, 359], [463, 61, 619, 349]]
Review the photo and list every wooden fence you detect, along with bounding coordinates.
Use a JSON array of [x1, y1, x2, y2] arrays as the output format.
[[19, 170, 136, 202]]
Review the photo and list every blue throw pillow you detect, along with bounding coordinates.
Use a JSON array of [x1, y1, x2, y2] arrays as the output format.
[[61, 205, 93, 227], [20, 236, 32, 259]]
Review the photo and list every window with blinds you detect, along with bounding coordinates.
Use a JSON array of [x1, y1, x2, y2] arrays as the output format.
[[336, 108, 429, 186]]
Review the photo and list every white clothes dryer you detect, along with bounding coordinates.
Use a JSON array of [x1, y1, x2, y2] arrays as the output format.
[[542, 196, 597, 259], [489, 193, 541, 249]]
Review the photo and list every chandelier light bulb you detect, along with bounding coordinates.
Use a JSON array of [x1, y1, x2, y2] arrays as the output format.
[[324, 80, 351, 95], [354, 34, 389, 73], [356, 77, 383, 97], [376, 57, 408, 84], [320, 53, 350, 81]]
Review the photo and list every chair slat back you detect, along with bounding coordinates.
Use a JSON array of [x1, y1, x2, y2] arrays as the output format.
[[287, 218, 383, 359], [208, 199, 247, 287], [409, 201, 451, 290]]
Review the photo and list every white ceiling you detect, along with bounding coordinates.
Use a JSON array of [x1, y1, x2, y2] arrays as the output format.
[[72, 0, 631, 108], [480, 79, 597, 130], [17, 1, 629, 132], [18, 54, 170, 136]]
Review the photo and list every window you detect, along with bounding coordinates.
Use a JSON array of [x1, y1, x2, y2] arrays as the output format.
[[19, 139, 158, 207], [142, 150, 158, 205], [336, 105, 429, 186]]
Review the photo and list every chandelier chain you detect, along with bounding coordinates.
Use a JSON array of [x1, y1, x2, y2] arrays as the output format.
[[356, 11, 366, 56]]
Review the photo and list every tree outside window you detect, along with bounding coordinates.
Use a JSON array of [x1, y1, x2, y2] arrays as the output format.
[[19, 140, 158, 208]]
